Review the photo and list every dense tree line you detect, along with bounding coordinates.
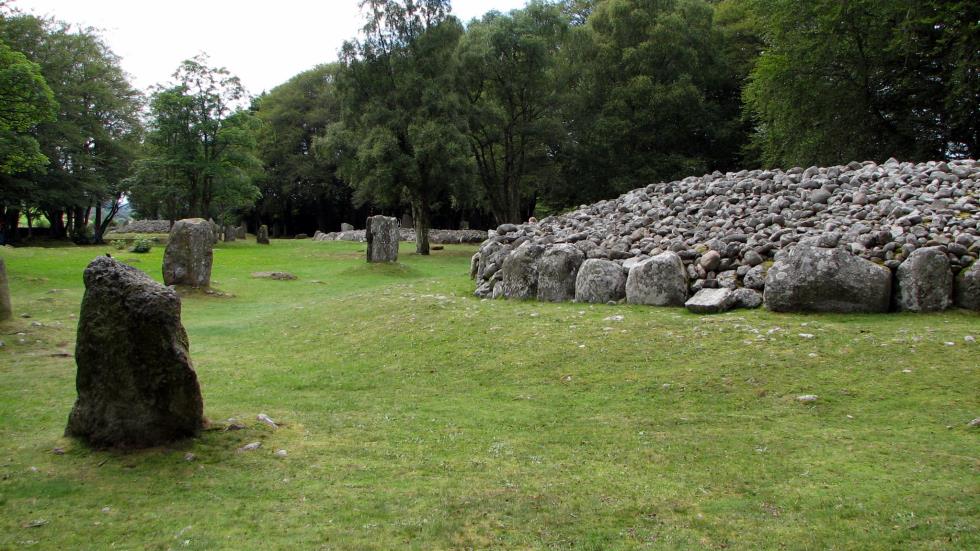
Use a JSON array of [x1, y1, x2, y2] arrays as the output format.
[[1, 0, 976, 246]]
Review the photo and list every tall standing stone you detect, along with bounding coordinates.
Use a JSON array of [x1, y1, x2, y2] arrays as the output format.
[[895, 246, 953, 312], [366, 215, 399, 263], [66, 257, 204, 448], [236, 225, 246, 239], [163, 218, 214, 287], [257, 224, 270, 245], [223, 225, 236, 242], [502, 243, 544, 300], [0, 256, 11, 321]]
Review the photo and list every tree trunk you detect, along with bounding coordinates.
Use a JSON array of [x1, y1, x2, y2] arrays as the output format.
[[411, 197, 430, 256], [1, 208, 20, 244]]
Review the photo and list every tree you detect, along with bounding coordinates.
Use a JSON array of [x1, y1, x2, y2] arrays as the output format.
[[253, 64, 355, 236], [130, 55, 261, 223], [744, 0, 979, 167], [0, 39, 56, 175], [322, 0, 472, 255], [456, 2, 569, 225], [0, 14, 142, 243], [557, 0, 746, 205]]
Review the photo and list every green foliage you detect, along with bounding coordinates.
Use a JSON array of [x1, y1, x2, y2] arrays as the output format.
[[456, 2, 569, 224], [0, 13, 142, 242], [253, 64, 352, 234], [744, 0, 980, 167], [129, 55, 262, 222], [1, 241, 978, 548], [322, 0, 473, 254], [128, 236, 152, 253], [0, 39, 56, 175]]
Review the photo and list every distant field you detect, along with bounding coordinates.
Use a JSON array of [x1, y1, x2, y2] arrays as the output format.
[[0, 239, 977, 549]]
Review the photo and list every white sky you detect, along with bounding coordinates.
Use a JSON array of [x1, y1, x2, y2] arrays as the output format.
[[14, 0, 528, 95]]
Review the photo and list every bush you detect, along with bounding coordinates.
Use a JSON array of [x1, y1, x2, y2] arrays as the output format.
[[129, 237, 153, 253]]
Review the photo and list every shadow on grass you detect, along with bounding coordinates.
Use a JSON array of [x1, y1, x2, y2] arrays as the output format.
[[338, 261, 423, 279]]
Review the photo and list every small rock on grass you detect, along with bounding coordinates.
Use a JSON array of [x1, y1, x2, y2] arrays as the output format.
[[184, 452, 196, 462], [797, 395, 819, 403], [274, 449, 288, 458], [237, 442, 262, 453], [968, 418, 980, 428], [257, 413, 278, 429]]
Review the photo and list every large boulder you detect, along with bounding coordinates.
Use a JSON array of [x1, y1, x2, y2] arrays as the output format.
[[625, 252, 688, 306], [895, 247, 953, 312], [764, 244, 892, 313], [955, 261, 980, 311], [537, 244, 585, 302], [256, 224, 270, 245], [0, 256, 10, 321], [163, 218, 214, 287], [366, 215, 399, 263], [66, 257, 205, 448], [502, 243, 545, 300], [575, 259, 626, 303]]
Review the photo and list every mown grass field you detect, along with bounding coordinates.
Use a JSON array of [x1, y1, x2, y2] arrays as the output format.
[[0, 238, 977, 550]]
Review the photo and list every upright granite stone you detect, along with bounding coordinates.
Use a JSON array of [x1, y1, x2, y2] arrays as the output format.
[[537, 244, 585, 302], [223, 225, 236, 242], [0, 256, 11, 321], [502, 243, 545, 300], [626, 251, 688, 306], [208, 220, 220, 245], [256, 224, 270, 244], [895, 246, 953, 312], [66, 257, 204, 448], [954, 261, 980, 311], [366, 215, 399, 263], [341, 222, 355, 232], [163, 218, 213, 287], [236, 225, 246, 239], [575, 259, 626, 303], [764, 244, 891, 313]]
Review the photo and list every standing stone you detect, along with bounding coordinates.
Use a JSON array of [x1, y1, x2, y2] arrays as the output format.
[[341, 222, 355, 232], [626, 251, 688, 306], [208, 219, 220, 245], [575, 259, 627, 303], [955, 261, 980, 311], [66, 257, 204, 448], [223, 225, 236, 242], [0, 256, 11, 321], [366, 215, 399, 263], [763, 244, 892, 313], [502, 243, 544, 300], [236, 225, 246, 239], [895, 246, 953, 312], [256, 224, 270, 245], [537, 244, 585, 302], [163, 218, 214, 288]]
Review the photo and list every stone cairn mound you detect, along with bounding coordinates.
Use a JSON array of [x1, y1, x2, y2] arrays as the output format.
[[108, 219, 172, 234], [472, 159, 980, 313], [312, 228, 487, 244]]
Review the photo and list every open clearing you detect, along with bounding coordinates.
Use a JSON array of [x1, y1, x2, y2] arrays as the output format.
[[1, 239, 977, 549]]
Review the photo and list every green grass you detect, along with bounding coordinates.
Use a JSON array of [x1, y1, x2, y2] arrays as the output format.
[[1, 239, 978, 550]]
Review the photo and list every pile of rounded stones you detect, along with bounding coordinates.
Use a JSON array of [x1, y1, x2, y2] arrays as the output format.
[[472, 159, 980, 313]]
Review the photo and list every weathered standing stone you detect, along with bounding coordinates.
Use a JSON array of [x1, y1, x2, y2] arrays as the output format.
[[685, 287, 736, 314], [764, 244, 892, 313], [626, 252, 688, 306], [163, 218, 214, 287], [341, 222, 355, 232], [223, 225, 236, 242], [256, 224, 270, 245], [208, 219, 220, 245], [575, 259, 626, 303], [955, 261, 980, 311], [366, 215, 399, 263], [895, 246, 953, 312], [536, 244, 585, 302], [502, 243, 545, 300], [0, 256, 11, 321], [66, 257, 204, 448], [236, 225, 246, 239]]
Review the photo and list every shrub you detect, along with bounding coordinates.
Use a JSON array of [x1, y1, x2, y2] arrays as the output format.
[[130, 237, 153, 253]]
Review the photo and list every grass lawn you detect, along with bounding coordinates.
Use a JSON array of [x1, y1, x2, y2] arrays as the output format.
[[1, 239, 977, 550]]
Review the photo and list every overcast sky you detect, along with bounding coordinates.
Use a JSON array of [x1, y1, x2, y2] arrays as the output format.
[[15, 0, 529, 95]]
